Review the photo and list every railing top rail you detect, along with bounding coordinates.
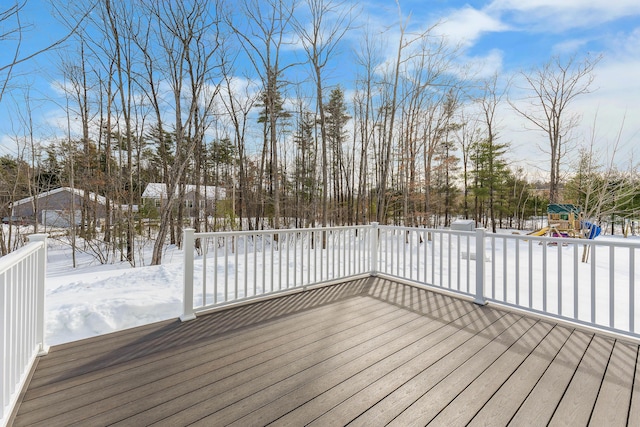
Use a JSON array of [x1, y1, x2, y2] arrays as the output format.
[[191, 224, 374, 239], [0, 240, 45, 274], [497, 232, 640, 248], [377, 224, 478, 236]]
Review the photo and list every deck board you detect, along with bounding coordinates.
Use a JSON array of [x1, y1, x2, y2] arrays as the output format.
[[283, 305, 501, 426], [548, 335, 615, 426], [628, 348, 640, 423], [466, 325, 572, 426], [10, 276, 640, 427], [427, 321, 558, 425], [385, 316, 540, 426], [590, 341, 637, 426]]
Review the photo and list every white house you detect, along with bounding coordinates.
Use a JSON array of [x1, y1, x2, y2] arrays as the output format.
[[141, 183, 226, 217]]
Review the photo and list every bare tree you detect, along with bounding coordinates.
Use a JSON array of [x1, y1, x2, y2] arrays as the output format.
[[352, 27, 384, 224], [476, 72, 509, 232], [218, 52, 259, 229], [511, 54, 601, 204], [565, 115, 639, 234], [1, 1, 89, 104], [292, 0, 354, 227], [230, 0, 296, 230], [145, 0, 221, 265], [453, 109, 482, 220]]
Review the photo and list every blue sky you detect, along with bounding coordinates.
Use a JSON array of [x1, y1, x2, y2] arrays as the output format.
[[1, 0, 639, 178]]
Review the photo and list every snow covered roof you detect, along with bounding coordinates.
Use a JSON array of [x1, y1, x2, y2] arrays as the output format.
[[142, 183, 226, 199], [11, 187, 108, 207]]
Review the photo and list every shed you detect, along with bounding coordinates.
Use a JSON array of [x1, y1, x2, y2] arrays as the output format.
[[10, 187, 108, 227]]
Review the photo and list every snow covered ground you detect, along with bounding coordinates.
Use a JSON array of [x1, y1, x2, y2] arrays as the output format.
[[45, 240, 186, 345]]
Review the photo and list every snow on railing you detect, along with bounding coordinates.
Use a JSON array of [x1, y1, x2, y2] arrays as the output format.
[[181, 225, 373, 320], [182, 224, 640, 340], [1, 235, 48, 427]]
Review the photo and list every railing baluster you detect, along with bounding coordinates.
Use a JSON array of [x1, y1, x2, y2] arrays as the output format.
[[235, 236, 239, 297], [515, 238, 520, 306], [610, 245, 615, 328], [262, 234, 266, 293], [431, 230, 435, 286], [466, 235, 470, 293], [630, 248, 635, 333], [270, 233, 275, 292], [214, 237, 218, 304], [422, 230, 429, 283], [439, 232, 443, 288], [1, 272, 6, 418], [574, 243, 579, 319], [447, 233, 452, 290], [542, 241, 548, 312], [528, 239, 533, 308], [558, 240, 562, 316], [202, 242, 207, 306], [502, 237, 507, 302], [309, 229, 313, 283], [286, 232, 290, 289], [591, 243, 597, 324], [224, 235, 229, 300], [244, 236, 248, 297], [491, 235, 496, 299], [455, 234, 460, 292]]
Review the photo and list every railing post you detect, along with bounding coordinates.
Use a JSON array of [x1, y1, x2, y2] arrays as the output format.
[[29, 234, 49, 356], [474, 227, 487, 305], [370, 222, 379, 276], [181, 228, 196, 321]]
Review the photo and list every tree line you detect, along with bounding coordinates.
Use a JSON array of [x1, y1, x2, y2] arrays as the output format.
[[1, 0, 638, 263]]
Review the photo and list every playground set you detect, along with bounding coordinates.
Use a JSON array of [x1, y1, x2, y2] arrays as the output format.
[[529, 203, 602, 240]]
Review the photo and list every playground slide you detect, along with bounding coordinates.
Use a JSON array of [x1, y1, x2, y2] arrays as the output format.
[[582, 221, 602, 239], [528, 227, 549, 236]]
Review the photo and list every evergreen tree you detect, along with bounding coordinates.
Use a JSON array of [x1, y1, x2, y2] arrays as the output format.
[[324, 86, 351, 224], [293, 110, 318, 226], [471, 137, 509, 231]]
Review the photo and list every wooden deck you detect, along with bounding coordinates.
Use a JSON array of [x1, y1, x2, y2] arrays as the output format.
[[10, 277, 640, 426]]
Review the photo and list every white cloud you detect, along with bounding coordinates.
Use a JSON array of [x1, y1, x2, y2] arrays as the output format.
[[551, 38, 591, 55], [488, 0, 640, 31], [436, 6, 510, 47], [463, 49, 505, 79]]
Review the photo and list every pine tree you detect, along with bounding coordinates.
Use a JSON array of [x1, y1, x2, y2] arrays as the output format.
[[324, 86, 351, 224]]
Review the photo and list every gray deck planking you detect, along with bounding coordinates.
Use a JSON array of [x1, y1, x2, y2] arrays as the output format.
[[10, 276, 640, 426], [548, 335, 615, 426], [590, 341, 638, 426], [466, 326, 572, 426]]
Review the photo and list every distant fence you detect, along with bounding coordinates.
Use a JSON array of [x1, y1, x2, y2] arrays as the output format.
[[183, 224, 640, 340], [1, 235, 48, 427]]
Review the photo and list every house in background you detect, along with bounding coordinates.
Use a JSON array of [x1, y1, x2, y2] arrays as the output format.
[[141, 183, 226, 218], [10, 187, 109, 228]]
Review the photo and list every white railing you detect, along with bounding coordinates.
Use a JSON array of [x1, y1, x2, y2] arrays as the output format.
[[1, 235, 48, 427], [183, 224, 640, 340], [375, 226, 482, 302], [483, 232, 638, 336], [181, 225, 373, 320]]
